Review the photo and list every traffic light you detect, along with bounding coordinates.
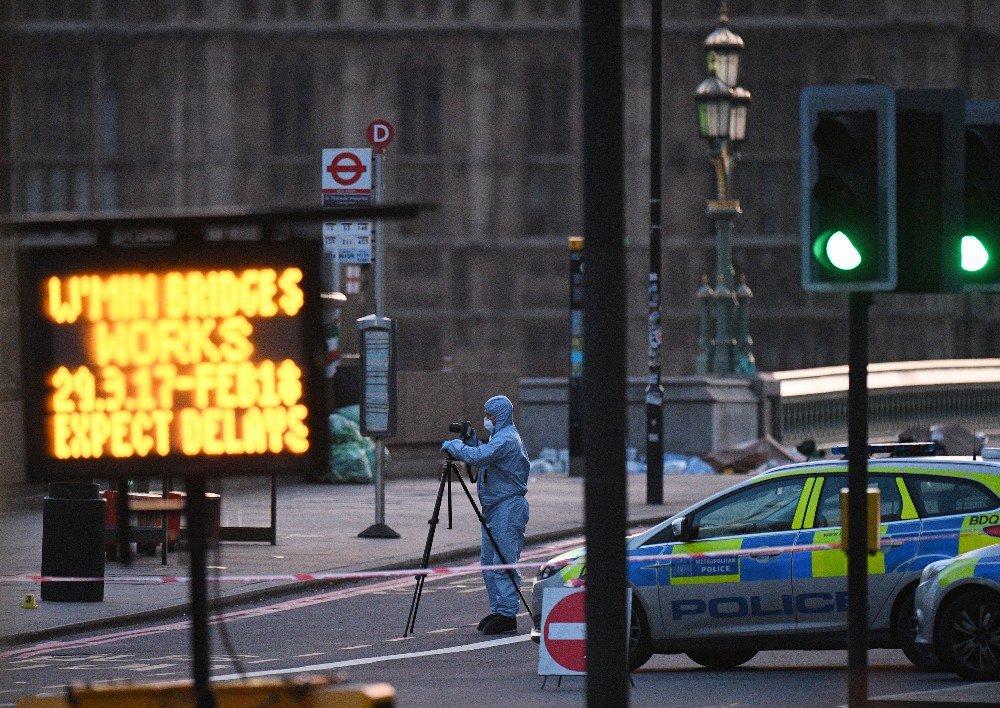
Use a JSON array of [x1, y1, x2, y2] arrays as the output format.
[[801, 85, 896, 291], [801, 86, 965, 293], [893, 89, 964, 294], [962, 101, 1000, 291]]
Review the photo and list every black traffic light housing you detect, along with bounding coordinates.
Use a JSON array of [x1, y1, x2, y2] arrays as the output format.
[[894, 89, 964, 294], [962, 101, 1000, 291], [801, 85, 896, 292], [801, 86, 965, 294]]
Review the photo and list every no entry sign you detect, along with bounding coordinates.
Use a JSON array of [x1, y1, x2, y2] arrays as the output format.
[[539, 587, 587, 675], [537, 586, 633, 678], [366, 119, 395, 153], [322, 148, 372, 195]]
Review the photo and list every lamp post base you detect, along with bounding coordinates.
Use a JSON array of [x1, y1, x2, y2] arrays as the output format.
[[358, 523, 401, 539]]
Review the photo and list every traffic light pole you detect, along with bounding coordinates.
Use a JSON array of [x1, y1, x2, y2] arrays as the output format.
[[847, 292, 871, 707], [582, 0, 628, 704], [646, 0, 664, 504]]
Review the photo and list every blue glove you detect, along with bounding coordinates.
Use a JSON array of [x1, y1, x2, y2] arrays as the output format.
[[441, 439, 463, 456]]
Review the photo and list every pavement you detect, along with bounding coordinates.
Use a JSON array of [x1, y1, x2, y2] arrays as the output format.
[[0, 470, 747, 645]]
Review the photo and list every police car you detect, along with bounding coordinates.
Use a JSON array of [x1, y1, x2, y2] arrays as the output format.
[[531, 445, 1000, 671], [914, 543, 1000, 680]]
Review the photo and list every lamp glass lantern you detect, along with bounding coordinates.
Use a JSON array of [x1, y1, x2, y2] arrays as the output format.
[[728, 86, 751, 144], [695, 74, 733, 140], [703, 21, 744, 87]]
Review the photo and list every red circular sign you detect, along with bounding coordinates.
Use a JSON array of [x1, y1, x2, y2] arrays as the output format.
[[366, 119, 395, 152], [326, 152, 366, 186], [543, 591, 587, 673]]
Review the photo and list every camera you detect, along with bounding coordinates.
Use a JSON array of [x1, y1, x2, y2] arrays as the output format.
[[447, 421, 477, 482], [449, 420, 474, 442]]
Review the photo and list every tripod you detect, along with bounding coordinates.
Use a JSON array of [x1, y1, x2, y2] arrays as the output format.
[[403, 456, 535, 637]]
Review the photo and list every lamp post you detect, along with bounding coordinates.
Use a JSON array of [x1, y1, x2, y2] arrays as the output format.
[[693, 2, 755, 375]]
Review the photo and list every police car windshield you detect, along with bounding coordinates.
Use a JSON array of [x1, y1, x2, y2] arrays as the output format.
[[692, 477, 807, 539]]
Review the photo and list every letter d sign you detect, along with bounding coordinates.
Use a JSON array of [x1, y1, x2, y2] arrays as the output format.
[[366, 119, 395, 153]]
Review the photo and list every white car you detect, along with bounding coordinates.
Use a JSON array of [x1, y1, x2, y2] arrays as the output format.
[[915, 543, 1000, 680]]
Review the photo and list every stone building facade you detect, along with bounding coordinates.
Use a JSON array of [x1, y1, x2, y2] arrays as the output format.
[[4, 0, 1000, 402]]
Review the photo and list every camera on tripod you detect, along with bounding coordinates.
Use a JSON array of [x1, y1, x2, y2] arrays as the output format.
[[448, 420, 475, 443], [445, 421, 477, 483]]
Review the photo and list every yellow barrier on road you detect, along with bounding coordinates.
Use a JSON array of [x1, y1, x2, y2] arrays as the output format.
[[15, 676, 395, 708]]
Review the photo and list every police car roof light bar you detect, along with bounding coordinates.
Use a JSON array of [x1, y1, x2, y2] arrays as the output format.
[[830, 441, 938, 458]]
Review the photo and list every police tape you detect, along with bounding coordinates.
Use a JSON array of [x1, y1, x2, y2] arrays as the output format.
[[0, 530, 974, 585]]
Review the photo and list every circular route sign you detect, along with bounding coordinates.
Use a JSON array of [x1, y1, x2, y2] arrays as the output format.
[[326, 151, 367, 186]]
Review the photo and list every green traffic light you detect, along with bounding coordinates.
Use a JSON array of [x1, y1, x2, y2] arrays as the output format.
[[814, 230, 862, 271], [961, 235, 990, 273]]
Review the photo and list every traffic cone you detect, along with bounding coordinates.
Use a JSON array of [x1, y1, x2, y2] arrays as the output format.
[[22, 593, 38, 609]]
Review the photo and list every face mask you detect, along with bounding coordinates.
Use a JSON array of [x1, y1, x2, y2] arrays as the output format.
[[483, 417, 494, 434]]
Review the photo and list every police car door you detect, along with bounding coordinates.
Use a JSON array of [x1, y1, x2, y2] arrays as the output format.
[[908, 472, 1000, 566], [793, 473, 919, 634], [656, 476, 807, 638]]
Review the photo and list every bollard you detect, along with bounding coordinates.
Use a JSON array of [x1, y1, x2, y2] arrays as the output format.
[[41, 482, 106, 602]]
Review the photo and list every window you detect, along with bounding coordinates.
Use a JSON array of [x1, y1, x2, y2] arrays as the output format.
[[905, 476, 1000, 518], [399, 322, 441, 371], [17, 53, 96, 211], [522, 164, 575, 235], [22, 0, 92, 19], [691, 477, 809, 539], [812, 475, 904, 527], [526, 59, 572, 155], [398, 61, 442, 156], [269, 58, 313, 155]]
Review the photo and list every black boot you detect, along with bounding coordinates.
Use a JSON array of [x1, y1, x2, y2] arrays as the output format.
[[482, 614, 517, 635], [477, 613, 500, 631]]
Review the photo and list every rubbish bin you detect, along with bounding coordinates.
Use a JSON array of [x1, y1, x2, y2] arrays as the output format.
[[41, 482, 106, 602]]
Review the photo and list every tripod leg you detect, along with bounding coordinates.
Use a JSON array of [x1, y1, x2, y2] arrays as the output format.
[[452, 471, 536, 626], [404, 575, 426, 637], [403, 461, 451, 637]]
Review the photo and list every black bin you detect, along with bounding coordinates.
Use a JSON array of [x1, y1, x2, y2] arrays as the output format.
[[41, 482, 106, 602]]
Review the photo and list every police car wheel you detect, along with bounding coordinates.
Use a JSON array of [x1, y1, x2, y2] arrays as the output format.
[[629, 602, 653, 671], [685, 649, 757, 670], [936, 588, 1000, 681], [896, 590, 945, 672]]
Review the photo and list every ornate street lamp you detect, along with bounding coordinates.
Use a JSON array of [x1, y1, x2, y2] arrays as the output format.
[[693, 1, 755, 375]]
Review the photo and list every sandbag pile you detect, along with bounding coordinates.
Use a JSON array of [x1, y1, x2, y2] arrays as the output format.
[[311, 406, 390, 483]]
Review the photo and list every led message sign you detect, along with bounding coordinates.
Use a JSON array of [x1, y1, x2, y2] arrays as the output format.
[[20, 241, 326, 480]]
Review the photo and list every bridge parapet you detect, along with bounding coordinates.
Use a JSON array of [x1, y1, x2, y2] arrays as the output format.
[[770, 359, 1000, 446]]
